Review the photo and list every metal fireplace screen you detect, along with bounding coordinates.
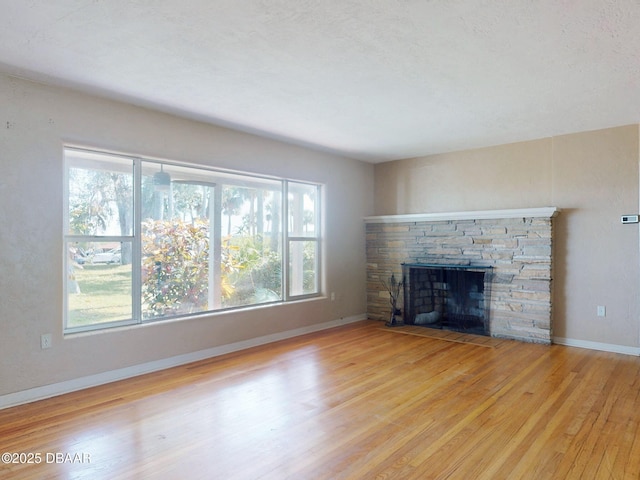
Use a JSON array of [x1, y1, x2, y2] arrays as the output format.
[[402, 263, 492, 336]]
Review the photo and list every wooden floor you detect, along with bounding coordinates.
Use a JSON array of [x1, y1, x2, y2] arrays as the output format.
[[1, 320, 640, 479]]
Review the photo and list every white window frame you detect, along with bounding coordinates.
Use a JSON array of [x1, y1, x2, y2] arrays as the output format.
[[284, 181, 322, 299], [63, 146, 323, 334]]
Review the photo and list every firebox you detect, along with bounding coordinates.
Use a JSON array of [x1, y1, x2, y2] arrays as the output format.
[[402, 263, 493, 336]]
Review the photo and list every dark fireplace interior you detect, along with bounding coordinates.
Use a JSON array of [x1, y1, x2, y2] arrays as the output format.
[[402, 263, 492, 336]]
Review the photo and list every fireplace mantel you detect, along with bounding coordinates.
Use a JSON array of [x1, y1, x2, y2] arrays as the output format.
[[364, 207, 559, 224]]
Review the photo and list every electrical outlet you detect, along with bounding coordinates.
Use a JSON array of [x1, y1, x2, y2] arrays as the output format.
[[597, 306, 606, 317], [330, 292, 336, 301], [41, 333, 52, 349]]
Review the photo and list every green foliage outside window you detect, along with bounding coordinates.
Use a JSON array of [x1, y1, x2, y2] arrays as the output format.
[[141, 219, 283, 318], [222, 236, 282, 307], [141, 219, 210, 318]]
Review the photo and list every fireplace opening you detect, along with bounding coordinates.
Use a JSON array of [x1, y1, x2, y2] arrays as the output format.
[[402, 263, 492, 336]]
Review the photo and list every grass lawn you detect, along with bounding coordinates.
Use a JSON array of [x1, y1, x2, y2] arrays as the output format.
[[68, 264, 132, 327]]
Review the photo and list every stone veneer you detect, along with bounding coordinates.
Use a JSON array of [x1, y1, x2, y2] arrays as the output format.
[[365, 208, 558, 344]]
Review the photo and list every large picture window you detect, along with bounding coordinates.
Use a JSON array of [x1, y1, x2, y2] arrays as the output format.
[[64, 147, 321, 333]]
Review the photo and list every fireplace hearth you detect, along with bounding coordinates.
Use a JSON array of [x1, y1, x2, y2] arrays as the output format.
[[403, 263, 492, 336]]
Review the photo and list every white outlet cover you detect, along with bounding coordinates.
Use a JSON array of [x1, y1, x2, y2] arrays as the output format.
[[41, 333, 52, 349]]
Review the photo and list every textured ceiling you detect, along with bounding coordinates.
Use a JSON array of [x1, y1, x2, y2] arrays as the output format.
[[1, 0, 639, 162]]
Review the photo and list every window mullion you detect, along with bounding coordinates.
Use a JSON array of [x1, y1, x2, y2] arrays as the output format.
[[211, 184, 222, 310], [132, 158, 142, 323], [283, 180, 290, 301]]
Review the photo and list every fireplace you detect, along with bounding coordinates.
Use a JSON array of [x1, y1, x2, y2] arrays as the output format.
[[365, 208, 557, 344], [403, 263, 492, 336]]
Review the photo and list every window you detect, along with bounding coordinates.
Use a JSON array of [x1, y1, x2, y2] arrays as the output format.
[[287, 182, 319, 296], [64, 147, 322, 333]]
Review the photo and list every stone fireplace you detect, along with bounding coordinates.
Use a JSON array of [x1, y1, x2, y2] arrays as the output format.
[[365, 208, 558, 344]]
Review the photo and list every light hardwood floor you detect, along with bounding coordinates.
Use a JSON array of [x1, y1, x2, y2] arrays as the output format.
[[1, 320, 640, 479]]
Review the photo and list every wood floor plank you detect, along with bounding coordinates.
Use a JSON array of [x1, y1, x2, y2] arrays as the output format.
[[1, 320, 640, 479]]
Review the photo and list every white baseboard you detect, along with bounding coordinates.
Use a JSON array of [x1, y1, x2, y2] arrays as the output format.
[[0, 314, 367, 410], [553, 336, 640, 356]]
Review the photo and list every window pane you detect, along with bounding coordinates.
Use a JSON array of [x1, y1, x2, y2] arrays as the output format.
[[140, 165, 285, 316], [288, 183, 317, 237], [67, 151, 133, 236], [289, 240, 318, 296], [67, 241, 132, 328], [222, 186, 283, 308]]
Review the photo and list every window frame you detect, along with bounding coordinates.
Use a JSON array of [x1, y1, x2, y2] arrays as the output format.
[[63, 146, 323, 334], [284, 180, 322, 299], [64, 150, 139, 333]]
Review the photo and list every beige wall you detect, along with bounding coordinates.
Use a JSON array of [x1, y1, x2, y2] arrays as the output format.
[[374, 139, 553, 215], [0, 74, 374, 397], [375, 125, 640, 348]]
